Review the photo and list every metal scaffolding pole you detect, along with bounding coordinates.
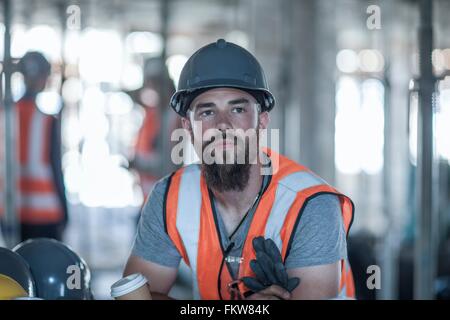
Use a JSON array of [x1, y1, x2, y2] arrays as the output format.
[[381, 75, 399, 300], [277, 0, 294, 156], [414, 0, 438, 300], [2, 0, 19, 248], [159, 0, 172, 176]]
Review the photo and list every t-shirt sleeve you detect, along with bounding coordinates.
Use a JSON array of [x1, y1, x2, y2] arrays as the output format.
[[284, 194, 347, 269], [131, 177, 182, 268]]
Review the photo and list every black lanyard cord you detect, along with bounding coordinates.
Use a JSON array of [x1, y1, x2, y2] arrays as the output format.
[[217, 242, 235, 300], [227, 175, 267, 241], [215, 173, 270, 300]]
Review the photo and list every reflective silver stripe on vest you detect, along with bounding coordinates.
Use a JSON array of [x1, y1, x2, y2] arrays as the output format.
[[338, 285, 347, 298], [337, 259, 352, 298], [175, 164, 202, 299], [17, 193, 60, 210], [264, 171, 326, 251], [20, 165, 53, 179], [21, 110, 52, 179]]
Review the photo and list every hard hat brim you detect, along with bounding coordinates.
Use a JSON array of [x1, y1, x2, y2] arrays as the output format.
[[170, 81, 275, 117]]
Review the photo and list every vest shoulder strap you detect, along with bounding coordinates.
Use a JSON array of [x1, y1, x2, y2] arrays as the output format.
[[164, 164, 202, 266]]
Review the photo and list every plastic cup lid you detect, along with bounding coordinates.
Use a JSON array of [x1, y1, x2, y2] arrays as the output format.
[[110, 273, 148, 298]]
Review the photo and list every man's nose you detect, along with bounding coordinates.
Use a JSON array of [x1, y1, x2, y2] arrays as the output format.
[[214, 111, 232, 131]]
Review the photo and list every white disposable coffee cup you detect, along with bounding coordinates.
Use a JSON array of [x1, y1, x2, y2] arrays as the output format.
[[111, 273, 152, 300]]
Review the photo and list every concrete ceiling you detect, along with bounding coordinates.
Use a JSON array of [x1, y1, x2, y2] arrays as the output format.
[[0, 0, 239, 34], [0, 0, 449, 52]]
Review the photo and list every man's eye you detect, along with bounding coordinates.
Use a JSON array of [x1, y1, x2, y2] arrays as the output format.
[[200, 110, 214, 117], [232, 107, 245, 113]]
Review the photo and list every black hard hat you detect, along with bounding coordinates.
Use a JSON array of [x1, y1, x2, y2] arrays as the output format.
[[18, 51, 51, 79], [143, 56, 168, 79], [0, 247, 36, 297], [170, 39, 275, 117], [13, 238, 93, 300]]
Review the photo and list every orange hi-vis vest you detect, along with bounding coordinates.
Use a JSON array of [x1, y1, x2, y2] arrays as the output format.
[[165, 148, 355, 300], [16, 99, 63, 224]]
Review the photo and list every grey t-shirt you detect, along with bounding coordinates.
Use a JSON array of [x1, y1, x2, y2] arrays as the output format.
[[132, 172, 348, 279]]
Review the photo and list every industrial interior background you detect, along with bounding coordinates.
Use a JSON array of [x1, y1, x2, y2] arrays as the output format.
[[0, 0, 449, 300]]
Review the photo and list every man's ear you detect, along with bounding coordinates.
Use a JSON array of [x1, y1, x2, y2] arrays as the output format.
[[181, 116, 194, 143], [258, 111, 270, 129], [181, 116, 192, 132]]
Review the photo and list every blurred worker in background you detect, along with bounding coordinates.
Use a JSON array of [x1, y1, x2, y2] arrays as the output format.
[[0, 116, 4, 228], [15, 51, 68, 242], [0, 226, 5, 247], [127, 57, 180, 203]]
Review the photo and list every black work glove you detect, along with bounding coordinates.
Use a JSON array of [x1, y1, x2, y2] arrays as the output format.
[[241, 236, 300, 294]]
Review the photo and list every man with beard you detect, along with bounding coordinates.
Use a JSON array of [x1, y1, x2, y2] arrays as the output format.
[[124, 39, 355, 300]]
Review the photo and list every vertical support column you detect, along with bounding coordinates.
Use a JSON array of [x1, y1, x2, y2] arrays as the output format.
[[414, 0, 437, 300], [379, 0, 413, 300], [276, 0, 294, 155], [159, 0, 172, 176], [294, 0, 337, 183], [248, 0, 283, 151], [2, 0, 19, 248]]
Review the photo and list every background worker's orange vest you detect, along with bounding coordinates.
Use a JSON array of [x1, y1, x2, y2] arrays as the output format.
[[16, 99, 63, 224], [165, 148, 355, 300], [134, 107, 161, 196]]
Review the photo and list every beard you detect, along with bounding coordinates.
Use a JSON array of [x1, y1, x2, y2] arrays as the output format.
[[202, 160, 251, 192], [201, 129, 258, 192]]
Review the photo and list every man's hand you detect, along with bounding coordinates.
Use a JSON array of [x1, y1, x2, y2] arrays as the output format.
[[245, 285, 291, 300], [241, 237, 300, 295], [123, 255, 178, 300]]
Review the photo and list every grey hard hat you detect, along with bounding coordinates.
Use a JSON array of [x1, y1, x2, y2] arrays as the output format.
[[0, 247, 36, 297], [170, 39, 275, 117], [13, 238, 93, 300]]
